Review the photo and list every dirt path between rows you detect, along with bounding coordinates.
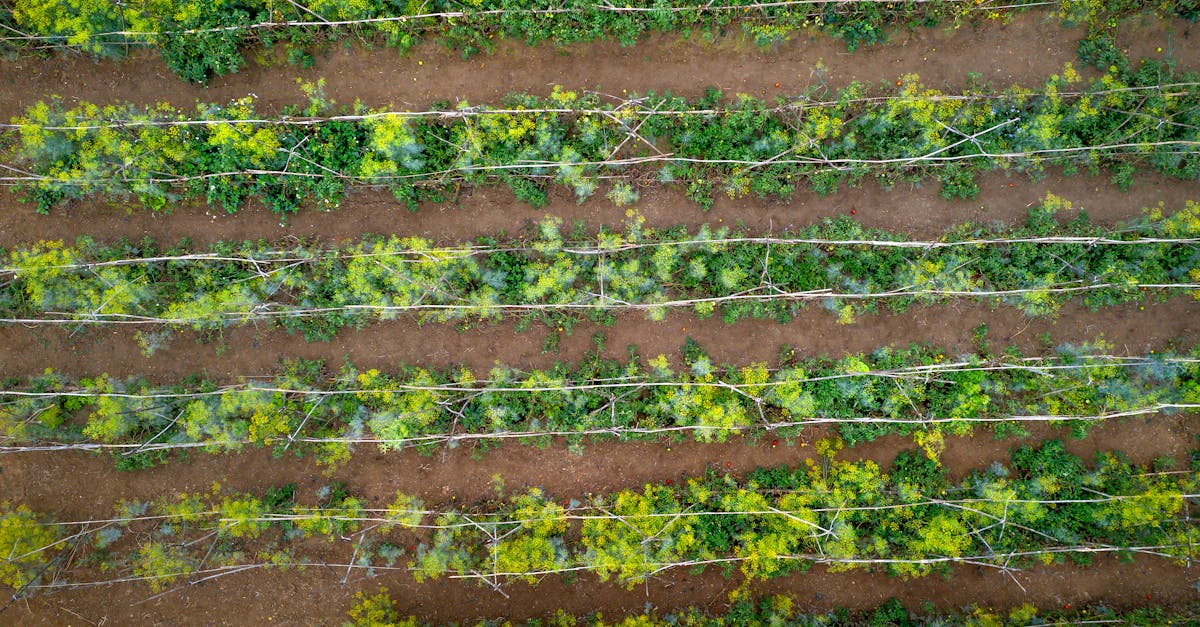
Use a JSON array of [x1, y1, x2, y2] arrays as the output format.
[[2, 169, 1195, 249], [9, 549, 1196, 624], [2, 298, 1195, 381], [2, 11, 1198, 624], [1, 13, 1194, 122], [2, 412, 1192, 524], [2, 14, 1192, 252], [2, 406, 1195, 623]]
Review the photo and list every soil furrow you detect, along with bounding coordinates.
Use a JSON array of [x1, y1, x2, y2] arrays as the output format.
[[1, 14, 1195, 122], [2, 170, 1195, 249], [2, 12, 1198, 622], [1, 299, 1195, 382], [8, 553, 1195, 625], [2, 412, 1193, 525]]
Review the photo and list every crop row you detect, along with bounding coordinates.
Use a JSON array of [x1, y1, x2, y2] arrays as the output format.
[[1, 441, 1194, 596], [344, 591, 1197, 626], [3, 338, 1198, 469], [7, 49, 1197, 213], [2, 198, 1198, 340], [3, 1, 1181, 82]]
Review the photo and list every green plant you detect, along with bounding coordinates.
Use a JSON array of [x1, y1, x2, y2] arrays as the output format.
[[4, 200, 1198, 336], [5, 337, 1200, 470], [5, 444, 1198, 596], [0, 505, 60, 592], [11, 53, 1199, 213]]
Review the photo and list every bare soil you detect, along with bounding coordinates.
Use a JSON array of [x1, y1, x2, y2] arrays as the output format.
[[2, 10, 1199, 626], [2, 11, 1198, 251], [2, 413, 1193, 522], [7, 546, 1197, 625], [2, 411, 1196, 624], [3, 13, 1196, 122], [2, 298, 1195, 381], [2, 168, 1197, 249]]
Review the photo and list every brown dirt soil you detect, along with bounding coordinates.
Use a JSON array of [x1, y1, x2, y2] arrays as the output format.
[[2, 12, 1199, 625], [2, 413, 1194, 522], [2, 412, 1197, 624], [3, 13, 1196, 121], [1, 12, 1197, 251], [2, 298, 1195, 382], [2, 168, 1196, 249], [7, 549, 1197, 624]]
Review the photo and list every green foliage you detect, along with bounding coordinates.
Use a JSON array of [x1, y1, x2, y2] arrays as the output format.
[[0, 505, 60, 592], [12, 0, 125, 56], [870, 598, 914, 626], [6, 445, 1200, 596], [582, 483, 703, 585], [132, 541, 193, 592], [113, 448, 171, 472], [218, 496, 268, 538], [346, 592, 1200, 626], [349, 445, 1200, 587], [293, 483, 365, 538], [12, 51, 1200, 211], [4, 200, 1198, 338], [14, 1, 1173, 82], [1076, 33, 1130, 73], [346, 588, 415, 626], [7, 337, 1200, 469]]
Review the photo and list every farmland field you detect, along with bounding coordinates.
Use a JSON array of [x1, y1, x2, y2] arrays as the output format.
[[1, 2, 1200, 624]]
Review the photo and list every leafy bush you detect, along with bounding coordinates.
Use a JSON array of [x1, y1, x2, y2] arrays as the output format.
[[5, 336, 1200, 470], [10, 0, 1166, 81], [0, 505, 60, 591], [10, 52, 1200, 213], [4, 200, 1199, 336], [5, 445, 1199, 596]]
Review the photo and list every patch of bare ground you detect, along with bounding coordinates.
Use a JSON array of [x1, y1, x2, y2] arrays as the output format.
[[0, 13, 1195, 119], [1, 299, 1195, 381], [1, 412, 1193, 522], [1, 408, 1195, 623], [1, 11, 1198, 624], [0, 14, 1095, 115], [1, 169, 1195, 248], [6, 549, 1195, 625]]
